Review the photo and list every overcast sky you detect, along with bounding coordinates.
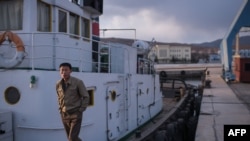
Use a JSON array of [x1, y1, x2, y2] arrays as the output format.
[[99, 0, 244, 44]]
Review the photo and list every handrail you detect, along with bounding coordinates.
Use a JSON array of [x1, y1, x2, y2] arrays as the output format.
[[0, 32, 154, 74]]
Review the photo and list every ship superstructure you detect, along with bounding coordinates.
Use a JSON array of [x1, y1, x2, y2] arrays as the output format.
[[0, 1, 163, 141]]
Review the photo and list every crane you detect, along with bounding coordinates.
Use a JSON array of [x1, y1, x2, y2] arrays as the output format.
[[220, 0, 250, 82]]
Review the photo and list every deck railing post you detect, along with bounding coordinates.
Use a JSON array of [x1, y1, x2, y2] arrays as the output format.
[[31, 33, 34, 70]]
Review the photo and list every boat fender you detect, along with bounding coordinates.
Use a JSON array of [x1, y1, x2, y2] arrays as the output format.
[[0, 31, 25, 68]]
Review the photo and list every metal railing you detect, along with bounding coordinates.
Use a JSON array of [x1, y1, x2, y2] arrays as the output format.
[[0, 32, 154, 74]]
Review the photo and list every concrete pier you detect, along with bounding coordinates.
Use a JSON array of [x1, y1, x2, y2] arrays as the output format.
[[195, 74, 250, 141]]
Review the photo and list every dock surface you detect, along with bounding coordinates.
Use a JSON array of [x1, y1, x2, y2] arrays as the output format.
[[195, 74, 250, 141]]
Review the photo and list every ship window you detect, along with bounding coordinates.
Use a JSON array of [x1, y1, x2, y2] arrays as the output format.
[[81, 17, 90, 40], [4, 86, 21, 105], [87, 89, 95, 106], [69, 0, 80, 5], [100, 47, 109, 73], [0, 0, 23, 31], [70, 12, 80, 37], [37, 0, 51, 32], [58, 10, 67, 33]]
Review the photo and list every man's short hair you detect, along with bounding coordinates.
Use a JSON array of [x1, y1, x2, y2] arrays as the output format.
[[59, 62, 72, 70]]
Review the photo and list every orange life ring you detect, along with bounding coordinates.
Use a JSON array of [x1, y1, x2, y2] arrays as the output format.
[[0, 31, 25, 68]]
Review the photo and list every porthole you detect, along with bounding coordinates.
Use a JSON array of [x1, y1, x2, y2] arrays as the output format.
[[4, 86, 21, 105]]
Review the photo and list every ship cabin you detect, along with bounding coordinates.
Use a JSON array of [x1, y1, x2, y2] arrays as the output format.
[[0, 0, 154, 75]]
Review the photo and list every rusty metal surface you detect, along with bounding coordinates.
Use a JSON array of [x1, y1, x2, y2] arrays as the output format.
[[229, 82, 250, 111]]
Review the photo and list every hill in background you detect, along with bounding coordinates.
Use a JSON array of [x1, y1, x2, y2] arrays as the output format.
[[101, 36, 250, 63], [192, 35, 250, 49], [101, 35, 250, 49]]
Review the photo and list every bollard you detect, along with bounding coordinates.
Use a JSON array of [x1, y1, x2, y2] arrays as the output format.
[[205, 79, 211, 88]]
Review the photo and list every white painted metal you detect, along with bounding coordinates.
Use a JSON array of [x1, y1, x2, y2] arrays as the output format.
[[0, 110, 13, 141], [0, 71, 162, 141], [0, 1, 163, 141]]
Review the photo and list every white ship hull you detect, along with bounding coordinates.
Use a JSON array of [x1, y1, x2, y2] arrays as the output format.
[[0, 1, 163, 140], [0, 70, 162, 141]]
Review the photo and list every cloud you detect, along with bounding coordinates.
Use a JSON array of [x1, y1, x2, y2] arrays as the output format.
[[100, 0, 244, 43]]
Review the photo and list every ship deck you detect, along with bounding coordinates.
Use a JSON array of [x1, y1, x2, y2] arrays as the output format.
[[125, 95, 189, 141], [123, 79, 201, 141]]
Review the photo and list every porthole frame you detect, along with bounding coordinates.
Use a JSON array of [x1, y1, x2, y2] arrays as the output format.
[[4, 86, 21, 105]]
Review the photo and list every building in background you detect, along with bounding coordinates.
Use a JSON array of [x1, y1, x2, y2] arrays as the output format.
[[149, 44, 191, 63]]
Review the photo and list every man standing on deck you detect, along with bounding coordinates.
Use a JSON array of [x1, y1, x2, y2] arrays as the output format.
[[56, 62, 89, 141]]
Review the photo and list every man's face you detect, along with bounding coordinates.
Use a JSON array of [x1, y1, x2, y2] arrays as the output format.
[[60, 66, 72, 80]]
